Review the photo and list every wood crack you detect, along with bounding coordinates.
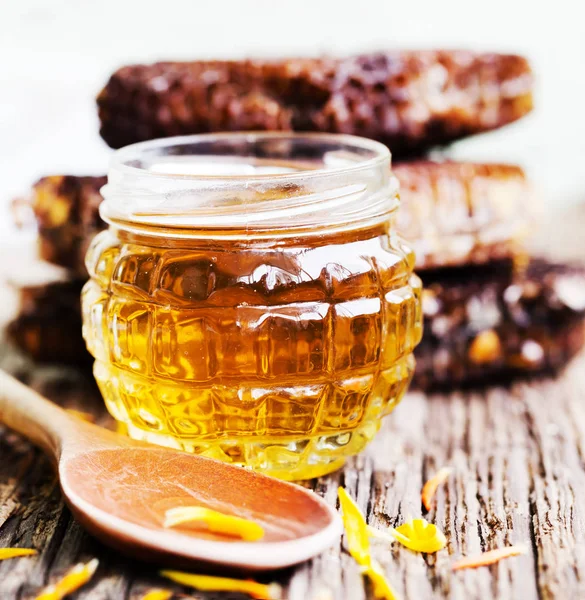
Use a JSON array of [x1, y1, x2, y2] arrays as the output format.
[[528, 468, 544, 600]]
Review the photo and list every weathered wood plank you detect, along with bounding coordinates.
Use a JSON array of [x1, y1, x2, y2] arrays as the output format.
[[2, 355, 585, 599]]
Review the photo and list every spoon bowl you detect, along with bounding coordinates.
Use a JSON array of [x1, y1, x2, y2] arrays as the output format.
[[0, 371, 342, 570]]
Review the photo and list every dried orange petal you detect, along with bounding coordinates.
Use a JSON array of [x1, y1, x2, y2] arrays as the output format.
[[451, 544, 527, 571], [0, 548, 37, 561], [35, 558, 98, 600], [140, 590, 173, 600], [421, 467, 452, 511], [163, 506, 264, 541], [160, 571, 281, 599]]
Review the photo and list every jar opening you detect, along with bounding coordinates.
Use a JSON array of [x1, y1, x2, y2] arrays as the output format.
[[100, 132, 398, 238]]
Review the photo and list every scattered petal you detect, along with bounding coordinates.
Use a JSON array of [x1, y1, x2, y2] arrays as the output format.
[[35, 558, 99, 600], [65, 409, 95, 423], [366, 560, 399, 600], [337, 488, 399, 599], [452, 544, 528, 571], [160, 571, 281, 599], [368, 519, 446, 554], [368, 525, 414, 547], [337, 487, 371, 566], [421, 467, 452, 511], [140, 590, 173, 600], [163, 506, 264, 541], [393, 519, 447, 553], [368, 526, 397, 545], [0, 548, 37, 561]]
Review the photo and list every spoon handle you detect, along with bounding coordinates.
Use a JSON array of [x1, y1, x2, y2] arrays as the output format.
[[0, 370, 71, 460]]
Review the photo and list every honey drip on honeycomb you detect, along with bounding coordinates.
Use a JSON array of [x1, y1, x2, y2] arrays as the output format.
[[82, 223, 422, 480]]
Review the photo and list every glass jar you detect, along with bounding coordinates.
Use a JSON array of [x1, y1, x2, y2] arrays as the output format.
[[82, 133, 422, 480]]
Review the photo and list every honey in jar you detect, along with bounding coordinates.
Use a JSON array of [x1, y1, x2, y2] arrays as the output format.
[[82, 133, 422, 480]]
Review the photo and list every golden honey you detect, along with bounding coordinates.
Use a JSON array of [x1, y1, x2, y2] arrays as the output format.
[[81, 133, 422, 480]]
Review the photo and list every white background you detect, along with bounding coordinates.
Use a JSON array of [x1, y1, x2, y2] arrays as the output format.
[[1, 0, 584, 241]]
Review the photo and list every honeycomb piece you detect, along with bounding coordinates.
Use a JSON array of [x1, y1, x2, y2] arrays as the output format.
[[31, 175, 106, 276], [395, 161, 537, 269], [413, 260, 585, 389], [97, 51, 533, 155]]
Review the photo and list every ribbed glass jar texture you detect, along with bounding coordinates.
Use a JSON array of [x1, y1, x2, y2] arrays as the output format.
[[81, 133, 422, 480]]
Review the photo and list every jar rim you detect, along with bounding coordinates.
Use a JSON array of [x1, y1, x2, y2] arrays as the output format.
[[110, 131, 391, 183], [101, 132, 398, 238]]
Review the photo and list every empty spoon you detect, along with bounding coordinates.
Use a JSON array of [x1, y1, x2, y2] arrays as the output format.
[[0, 370, 342, 570]]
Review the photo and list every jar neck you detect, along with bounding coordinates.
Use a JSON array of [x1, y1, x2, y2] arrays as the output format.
[[99, 133, 398, 240]]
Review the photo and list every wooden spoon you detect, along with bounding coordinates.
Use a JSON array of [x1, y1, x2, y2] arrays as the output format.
[[0, 370, 342, 570]]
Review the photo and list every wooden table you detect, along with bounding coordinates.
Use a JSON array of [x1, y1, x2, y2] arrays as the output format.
[[2, 205, 585, 599]]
